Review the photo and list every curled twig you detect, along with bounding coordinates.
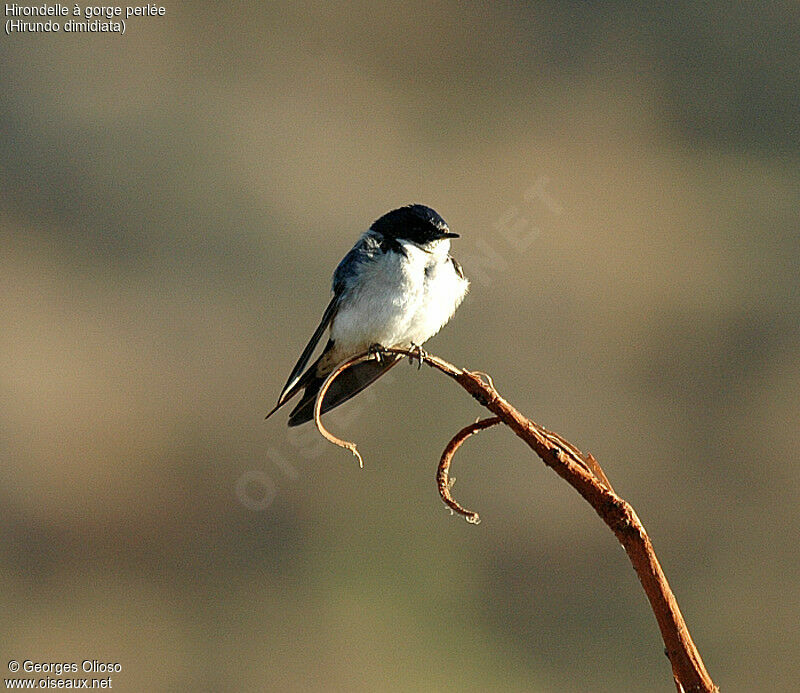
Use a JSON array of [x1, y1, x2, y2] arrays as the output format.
[[311, 347, 461, 468], [437, 416, 501, 524], [312, 352, 376, 468]]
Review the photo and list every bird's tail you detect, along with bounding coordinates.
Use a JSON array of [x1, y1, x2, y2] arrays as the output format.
[[286, 355, 401, 426]]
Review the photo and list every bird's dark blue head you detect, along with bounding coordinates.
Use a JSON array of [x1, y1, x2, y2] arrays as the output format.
[[370, 204, 459, 246]]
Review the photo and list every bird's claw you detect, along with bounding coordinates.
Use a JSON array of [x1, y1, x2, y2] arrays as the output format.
[[408, 343, 427, 369], [368, 343, 386, 363]]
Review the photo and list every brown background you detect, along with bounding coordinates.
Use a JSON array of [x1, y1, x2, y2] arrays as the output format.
[[2, 3, 798, 691]]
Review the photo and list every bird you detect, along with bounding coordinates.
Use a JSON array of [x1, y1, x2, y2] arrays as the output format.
[[266, 204, 469, 426]]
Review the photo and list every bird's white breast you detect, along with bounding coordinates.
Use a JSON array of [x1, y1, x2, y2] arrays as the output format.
[[329, 237, 468, 357], [404, 239, 469, 347]]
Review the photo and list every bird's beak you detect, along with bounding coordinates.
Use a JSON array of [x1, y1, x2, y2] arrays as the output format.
[[440, 232, 460, 239]]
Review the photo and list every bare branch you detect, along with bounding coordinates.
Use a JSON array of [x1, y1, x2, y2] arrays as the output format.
[[313, 352, 375, 468], [437, 416, 501, 523], [312, 346, 718, 693]]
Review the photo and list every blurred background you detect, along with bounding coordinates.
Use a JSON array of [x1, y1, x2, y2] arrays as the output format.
[[1, 2, 798, 691]]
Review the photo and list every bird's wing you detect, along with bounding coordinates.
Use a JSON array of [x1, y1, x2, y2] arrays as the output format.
[[287, 354, 402, 427], [266, 232, 385, 421], [266, 294, 339, 418]]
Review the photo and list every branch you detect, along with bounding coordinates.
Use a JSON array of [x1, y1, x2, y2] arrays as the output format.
[[437, 416, 501, 524], [313, 347, 718, 693]]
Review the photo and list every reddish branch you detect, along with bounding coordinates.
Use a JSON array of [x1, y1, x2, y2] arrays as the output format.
[[437, 416, 501, 524], [313, 348, 718, 693]]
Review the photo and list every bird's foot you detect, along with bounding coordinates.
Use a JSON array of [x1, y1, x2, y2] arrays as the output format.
[[368, 343, 387, 363], [408, 343, 427, 369]]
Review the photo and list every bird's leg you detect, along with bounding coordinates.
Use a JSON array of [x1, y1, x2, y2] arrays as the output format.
[[368, 343, 386, 363], [408, 343, 427, 369]]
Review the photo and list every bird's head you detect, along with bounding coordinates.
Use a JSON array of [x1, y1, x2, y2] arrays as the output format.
[[371, 204, 459, 247]]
